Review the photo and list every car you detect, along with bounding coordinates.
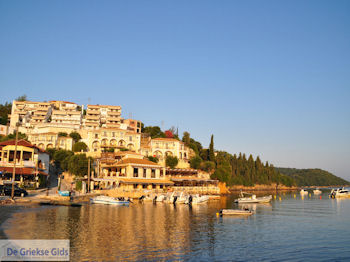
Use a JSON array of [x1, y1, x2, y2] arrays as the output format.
[[1, 184, 28, 197]]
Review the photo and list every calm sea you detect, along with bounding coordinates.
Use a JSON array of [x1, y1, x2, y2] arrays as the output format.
[[1, 191, 350, 261]]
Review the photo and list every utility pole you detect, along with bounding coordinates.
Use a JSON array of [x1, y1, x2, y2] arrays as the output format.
[[87, 158, 90, 193], [11, 123, 19, 199]]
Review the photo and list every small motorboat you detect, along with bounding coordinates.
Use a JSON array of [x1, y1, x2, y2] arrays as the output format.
[[300, 189, 309, 195], [234, 191, 272, 204], [313, 188, 322, 195], [185, 194, 209, 204], [174, 192, 188, 204], [154, 194, 166, 202], [330, 188, 350, 198], [218, 209, 253, 216], [58, 190, 70, 197], [90, 195, 130, 206]]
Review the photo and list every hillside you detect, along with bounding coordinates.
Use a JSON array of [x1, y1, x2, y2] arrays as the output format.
[[276, 168, 349, 187]]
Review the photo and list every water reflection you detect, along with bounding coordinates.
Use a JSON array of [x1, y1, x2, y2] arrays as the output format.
[[3, 192, 350, 261]]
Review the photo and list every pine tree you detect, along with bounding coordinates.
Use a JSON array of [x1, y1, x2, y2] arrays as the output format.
[[209, 135, 215, 162]]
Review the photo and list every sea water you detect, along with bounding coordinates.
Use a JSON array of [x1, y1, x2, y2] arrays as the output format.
[[1, 191, 350, 261]]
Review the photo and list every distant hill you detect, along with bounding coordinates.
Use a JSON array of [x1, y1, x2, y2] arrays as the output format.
[[276, 168, 349, 187]]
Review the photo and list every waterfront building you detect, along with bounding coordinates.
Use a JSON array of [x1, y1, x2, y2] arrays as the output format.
[[0, 139, 49, 187], [96, 152, 173, 190], [166, 168, 220, 194]]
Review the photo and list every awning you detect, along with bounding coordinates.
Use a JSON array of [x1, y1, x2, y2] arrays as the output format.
[[119, 178, 174, 185], [0, 166, 48, 176]]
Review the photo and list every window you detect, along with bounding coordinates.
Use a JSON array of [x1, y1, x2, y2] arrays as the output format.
[[151, 169, 156, 178], [143, 168, 147, 178], [160, 169, 164, 177], [129, 136, 132, 142], [112, 132, 115, 137], [95, 133, 99, 139], [103, 131, 107, 137], [133, 168, 138, 177]]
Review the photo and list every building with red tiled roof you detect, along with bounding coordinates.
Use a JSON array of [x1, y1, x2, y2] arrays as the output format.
[[0, 139, 49, 188]]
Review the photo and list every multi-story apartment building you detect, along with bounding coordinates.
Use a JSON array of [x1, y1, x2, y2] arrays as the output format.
[[84, 104, 122, 129], [81, 128, 141, 157], [122, 119, 142, 133], [27, 132, 74, 151], [140, 137, 193, 168], [49, 101, 82, 129], [10, 100, 51, 129]]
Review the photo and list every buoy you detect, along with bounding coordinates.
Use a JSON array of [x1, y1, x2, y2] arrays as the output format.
[[274, 195, 277, 199], [279, 197, 282, 201], [294, 194, 296, 198], [320, 196, 322, 200], [216, 213, 219, 217]]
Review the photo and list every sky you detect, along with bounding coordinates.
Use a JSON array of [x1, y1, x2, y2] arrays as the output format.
[[0, 0, 349, 179]]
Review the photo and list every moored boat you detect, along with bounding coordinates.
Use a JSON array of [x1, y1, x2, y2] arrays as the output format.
[[90, 195, 130, 206], [234, 192, 272, 204], [218, 209, 253, 216], [58, 190, 70, 197], [185, 194, 209, 204], [300, 189, 308, 195], [313, 188, 322, 195], [330, 188, 350, 198]]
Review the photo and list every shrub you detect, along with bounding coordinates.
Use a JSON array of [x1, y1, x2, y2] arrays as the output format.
[[166, 156, 178, 169]]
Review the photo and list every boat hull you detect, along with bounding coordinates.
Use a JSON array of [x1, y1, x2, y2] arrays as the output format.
[[235, 195, 272, 204], [220, 209, 253, 216]]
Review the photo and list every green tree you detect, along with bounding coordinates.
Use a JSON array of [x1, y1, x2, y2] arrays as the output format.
[[16, 95, 27, 101], [0, 102, 12, 125], [73, 142, 88, 152], [143, 126, 166, 138], [58, 132, 68, 137], [147, 156, 159, 163], [0, 132, 27, 142], [53, 150, 74, 169], [68, 154, 93, 177], [209, 134, 215, 162], [69, 131, 81, 143], [182, 132, 190, 145], [200, 161, 216, 173], [190, 156, 202, 169], [165, 156, 178, 169]]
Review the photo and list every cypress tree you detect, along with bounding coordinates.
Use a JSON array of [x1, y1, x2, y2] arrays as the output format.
[[209, 135, 215, 162]]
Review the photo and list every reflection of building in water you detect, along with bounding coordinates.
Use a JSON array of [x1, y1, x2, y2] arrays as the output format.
[[5, 204, 193, 261]]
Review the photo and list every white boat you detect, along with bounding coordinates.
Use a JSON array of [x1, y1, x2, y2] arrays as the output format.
[[185, 194, 209, 204], [330, 188, 350, 198], [164, 192, 176, 204], [219, 209, 253, 216], [313, 188, 322, 195], [234, 192, 272, 204], [175, 192, 188, 204], [90, 195, 130, 206], [154, 194, 166, 202], [300, 189, 309, 195]]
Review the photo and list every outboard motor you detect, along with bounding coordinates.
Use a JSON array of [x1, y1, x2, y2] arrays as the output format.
[[173, 196, 178, 204], [189, 195, 193, 204]]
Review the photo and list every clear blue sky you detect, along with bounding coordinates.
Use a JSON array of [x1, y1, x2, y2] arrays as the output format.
[[1, 0, 349, 179]]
